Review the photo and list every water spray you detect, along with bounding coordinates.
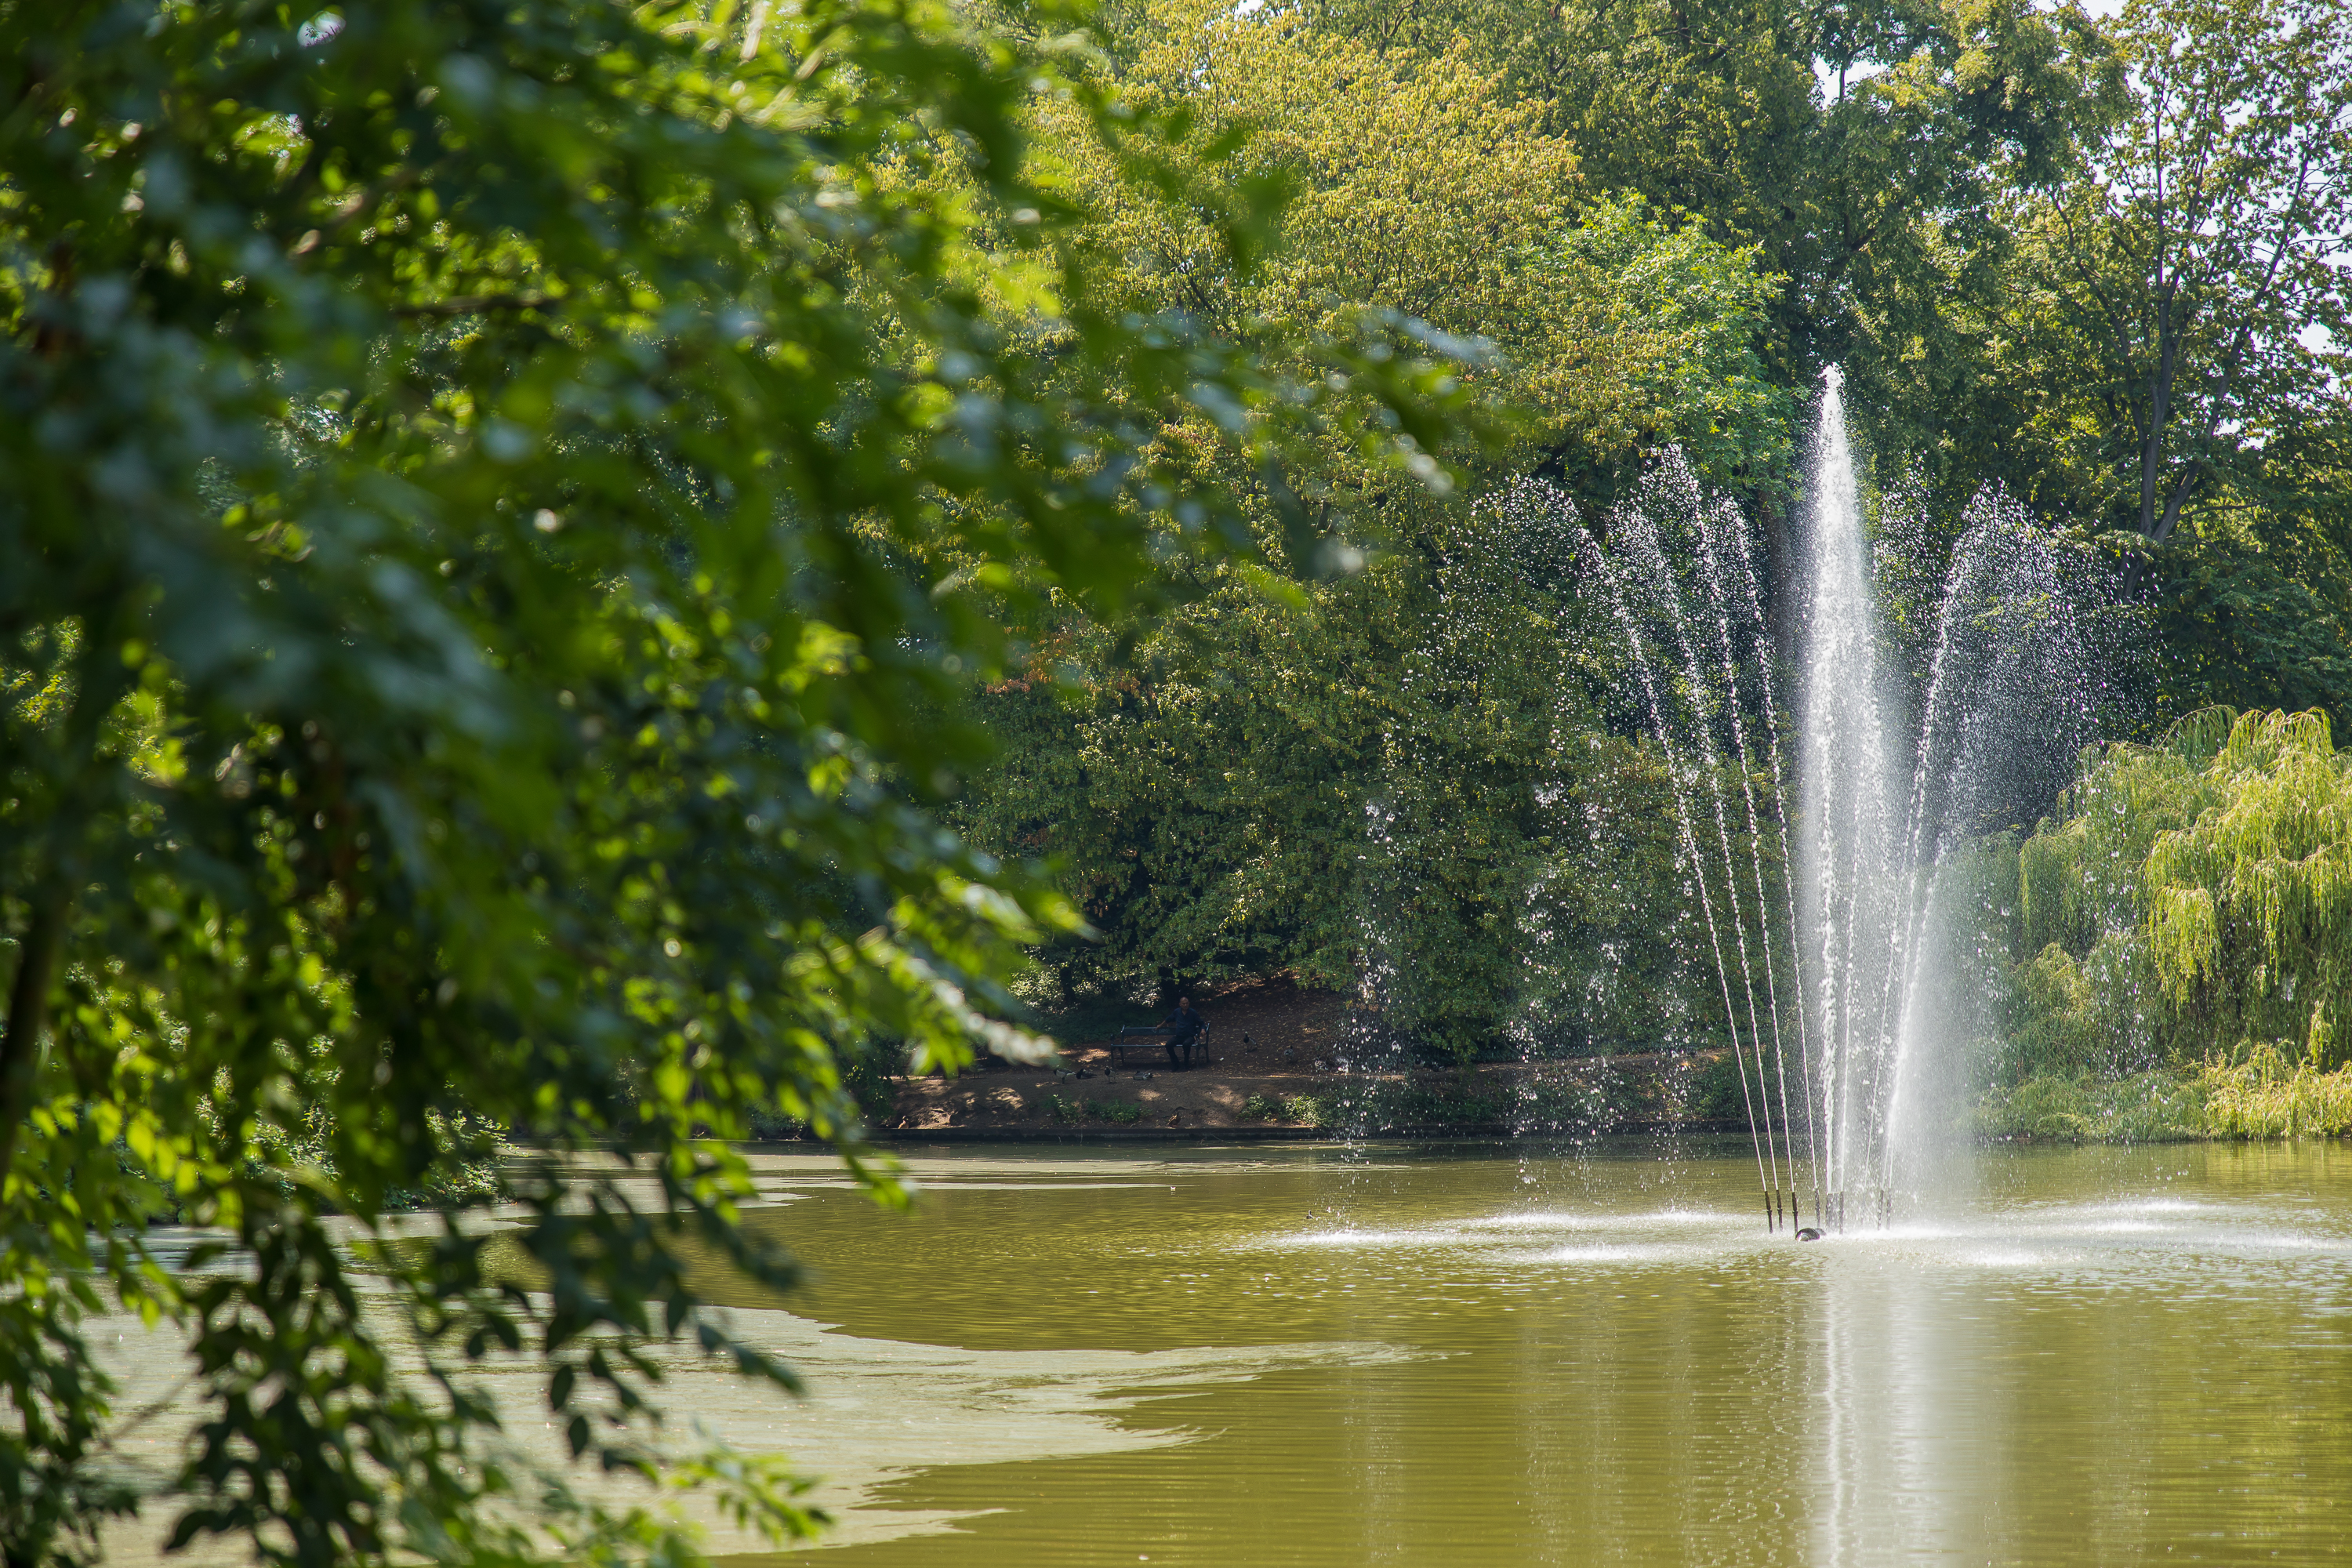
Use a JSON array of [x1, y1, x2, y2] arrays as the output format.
[[1583, 537, 1781, 1230]]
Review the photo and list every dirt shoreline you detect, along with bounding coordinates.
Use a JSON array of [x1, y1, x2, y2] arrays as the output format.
[[866, 978, 1743, 1140], [871, 1120, 1751, 1143]]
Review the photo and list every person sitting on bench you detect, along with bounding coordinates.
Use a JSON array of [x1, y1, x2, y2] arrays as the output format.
[[1160, 996, 1204, 1070]]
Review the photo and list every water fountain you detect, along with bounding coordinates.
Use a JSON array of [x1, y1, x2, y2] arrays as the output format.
[[1490, 370, 2112, 1231]]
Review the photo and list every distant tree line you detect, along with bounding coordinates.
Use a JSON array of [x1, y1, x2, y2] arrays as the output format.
[[942, 0, 2352, 1053]]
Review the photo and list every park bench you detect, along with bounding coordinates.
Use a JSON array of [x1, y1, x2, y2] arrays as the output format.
[[1102, 1022, 1210, 1070]]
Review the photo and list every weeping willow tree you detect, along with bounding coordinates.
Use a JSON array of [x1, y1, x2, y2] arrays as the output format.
[[2007, 707, 2352, 1087], [2005, 709, 2228, 1073], [2144, 710, 2352, 1065]]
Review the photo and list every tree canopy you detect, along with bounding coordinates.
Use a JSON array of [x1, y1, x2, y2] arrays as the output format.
[[0, 0, 1469, 1561]]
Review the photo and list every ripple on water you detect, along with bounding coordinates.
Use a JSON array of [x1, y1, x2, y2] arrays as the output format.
[[1535, 1241, 1706, 1265], [1522, 1196, 2313, 1281], [1458, 1206, 1734, 1232], [1953, 1249, 2051, 1269], [1279, 1228, 1443, 1250], [2071, 1194, 2212, 1216]]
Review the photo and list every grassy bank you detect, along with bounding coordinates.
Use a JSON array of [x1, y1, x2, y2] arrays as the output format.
[[1971, 1055, 2352, 1142]]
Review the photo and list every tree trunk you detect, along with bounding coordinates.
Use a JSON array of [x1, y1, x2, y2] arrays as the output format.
[[0, 886, 68, 1185]]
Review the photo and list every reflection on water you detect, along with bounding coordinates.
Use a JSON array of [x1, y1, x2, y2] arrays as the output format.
[[718, 1139, 2352, 1566]]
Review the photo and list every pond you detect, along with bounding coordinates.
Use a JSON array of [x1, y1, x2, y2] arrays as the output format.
[[671, 1138, 2352, 1566], [88, 1138, 2352, 1566]]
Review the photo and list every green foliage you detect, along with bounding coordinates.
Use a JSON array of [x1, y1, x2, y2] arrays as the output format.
[[1845, 0, 2352, 728], [1964, 1054, 2352, 1143], [1967, 1070, 2209, 1142], [1034, 0, 1803, 514], [2198, 1047, 2352, 1138], [1323, 0, 2127, 432], [1515, 194, 1798, 503], [1681, 1051, 1759, 1124], [2143, 710, 2352, 1059], [956, 28, 1806, 1054], [1993, 708, 2352, 1087], [1037, 1091, 1142, 1125], [1993, 0, 2351, 547], [2149, 481, 2352, 731], [953, 492, 1724, 1059], [1359, 1076, 1512, 1130], [0, 1, 1475, 1563], [1995, 940, 2164, 1079], [1275, 1092, 1330, 1127], [1524, 197, 1778, 491], [1047, 0, 1584, 344]]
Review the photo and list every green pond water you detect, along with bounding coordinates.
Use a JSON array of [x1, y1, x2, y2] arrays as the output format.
[[699, 1138, 2352, 1567]]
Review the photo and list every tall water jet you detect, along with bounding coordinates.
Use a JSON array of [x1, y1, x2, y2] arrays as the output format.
[[1795, 372, 1907, 1228], [1796, 373, 2115, 1225]]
